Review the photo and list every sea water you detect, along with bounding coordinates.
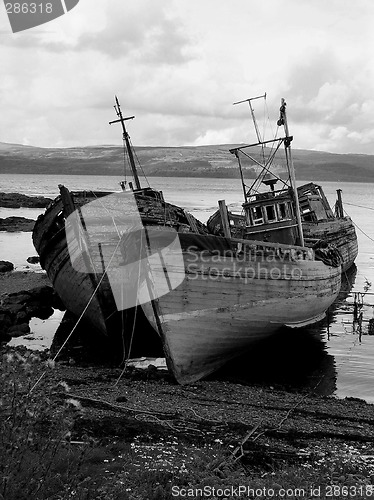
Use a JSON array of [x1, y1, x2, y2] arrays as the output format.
[[1, 174, 374, 401]]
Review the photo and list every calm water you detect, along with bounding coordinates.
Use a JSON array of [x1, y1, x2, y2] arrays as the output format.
[[1, 174, 374, 402]]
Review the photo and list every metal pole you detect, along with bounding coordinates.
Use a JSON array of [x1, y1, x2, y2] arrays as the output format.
[[109, 96, 141, 190], [235, 150, 248, 203], [279, 98, 305, 247]]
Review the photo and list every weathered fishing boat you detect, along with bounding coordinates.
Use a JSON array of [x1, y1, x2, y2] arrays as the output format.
[[207, 97, 358, 271], [208, 182, 357, 272], [141, 233, 341, 383], [32, 98, 207, 347], [139, 96, 343, 383]]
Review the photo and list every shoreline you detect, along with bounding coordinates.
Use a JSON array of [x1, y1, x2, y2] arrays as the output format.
[[1, 227, 374, 496], [2, 342, 374, 497]]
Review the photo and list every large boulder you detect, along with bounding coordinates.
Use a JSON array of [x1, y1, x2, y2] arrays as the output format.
[[26, 256, 40, 264], [0, 261, 14, 273], [0, 285, 66, 345]]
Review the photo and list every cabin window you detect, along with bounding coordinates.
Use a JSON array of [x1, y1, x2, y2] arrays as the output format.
[[265, 205, 277, 222], [277, 202, 288, 220], [251, 206, 264, 225]]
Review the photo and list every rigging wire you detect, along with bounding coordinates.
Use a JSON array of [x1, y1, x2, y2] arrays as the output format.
[[88, 189, 142, 373], [29, 187, 135, 394], [122, 136, 128, 182], [344, 201, 374, 212], [129, 136, 151, 188], [114, 228, 144, 386], [343, 207, 374, 243]]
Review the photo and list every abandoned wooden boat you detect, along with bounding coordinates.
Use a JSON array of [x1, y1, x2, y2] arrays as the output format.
[[141, 233, 342, 383], [33, 186, 206, 337], [32, 98, 207, 348], [139, 96, 343, 383], [207, 100, 357, 272]]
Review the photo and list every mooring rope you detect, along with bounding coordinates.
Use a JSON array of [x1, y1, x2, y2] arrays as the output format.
[[129, 136, 151, 188], [114, 230, 145, 385], [343, 207, 374, 243], [344, 201, 374, 211]]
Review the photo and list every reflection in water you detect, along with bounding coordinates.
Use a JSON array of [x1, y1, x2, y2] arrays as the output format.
[[9, 309, 65, 351], [213, 326, 337, 396], [322, 266, 374, 403]]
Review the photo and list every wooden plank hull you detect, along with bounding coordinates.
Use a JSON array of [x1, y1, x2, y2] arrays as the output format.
[[142, 248, 342, 384], [302, 217, 358, 272], [32, 190, 207, 338], [33, 197, 110, 335], [207, 212, 358, 272]]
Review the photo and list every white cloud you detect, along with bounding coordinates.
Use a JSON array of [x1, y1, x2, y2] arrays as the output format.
[[0, 0, 373, 153]]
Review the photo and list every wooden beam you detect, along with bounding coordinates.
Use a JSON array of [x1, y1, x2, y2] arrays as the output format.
[[218, 200, 231, 238]]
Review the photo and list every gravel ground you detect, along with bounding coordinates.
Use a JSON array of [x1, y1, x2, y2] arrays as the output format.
[[0, 270, 50, 296], [1, 264, 374, 486]]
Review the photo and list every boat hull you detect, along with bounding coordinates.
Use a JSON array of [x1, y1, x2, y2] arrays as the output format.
[[142, 240, 342, 383], [32, 197, 110, 335], [32, 189, 207, 340]]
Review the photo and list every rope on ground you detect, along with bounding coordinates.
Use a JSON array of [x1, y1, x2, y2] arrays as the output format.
[[28, 236, 122, 395], [114, 229, 144, 386]]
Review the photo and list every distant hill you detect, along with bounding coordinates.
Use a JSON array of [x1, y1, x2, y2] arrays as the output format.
[[0, 141, 373, 182]]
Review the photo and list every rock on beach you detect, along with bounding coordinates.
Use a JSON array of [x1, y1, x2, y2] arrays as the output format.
[[27, 256, 40, 264], [0, 271, 63, 343], [0, 261, 14, 273], [0, 216, 35, 232], [0, 192, 52, 208]]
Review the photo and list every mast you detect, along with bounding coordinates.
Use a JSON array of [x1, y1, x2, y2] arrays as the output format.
[[109, 96, 141, 190], [233, 93, 266, 202], [278, 98, 305, 246], [233, 93, 266, 144]]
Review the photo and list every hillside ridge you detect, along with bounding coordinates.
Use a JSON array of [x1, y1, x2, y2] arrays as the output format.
[[0, 141, 373, 182]]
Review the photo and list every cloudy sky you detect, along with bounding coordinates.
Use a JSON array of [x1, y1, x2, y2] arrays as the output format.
[[1, 0, 374, 153]]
